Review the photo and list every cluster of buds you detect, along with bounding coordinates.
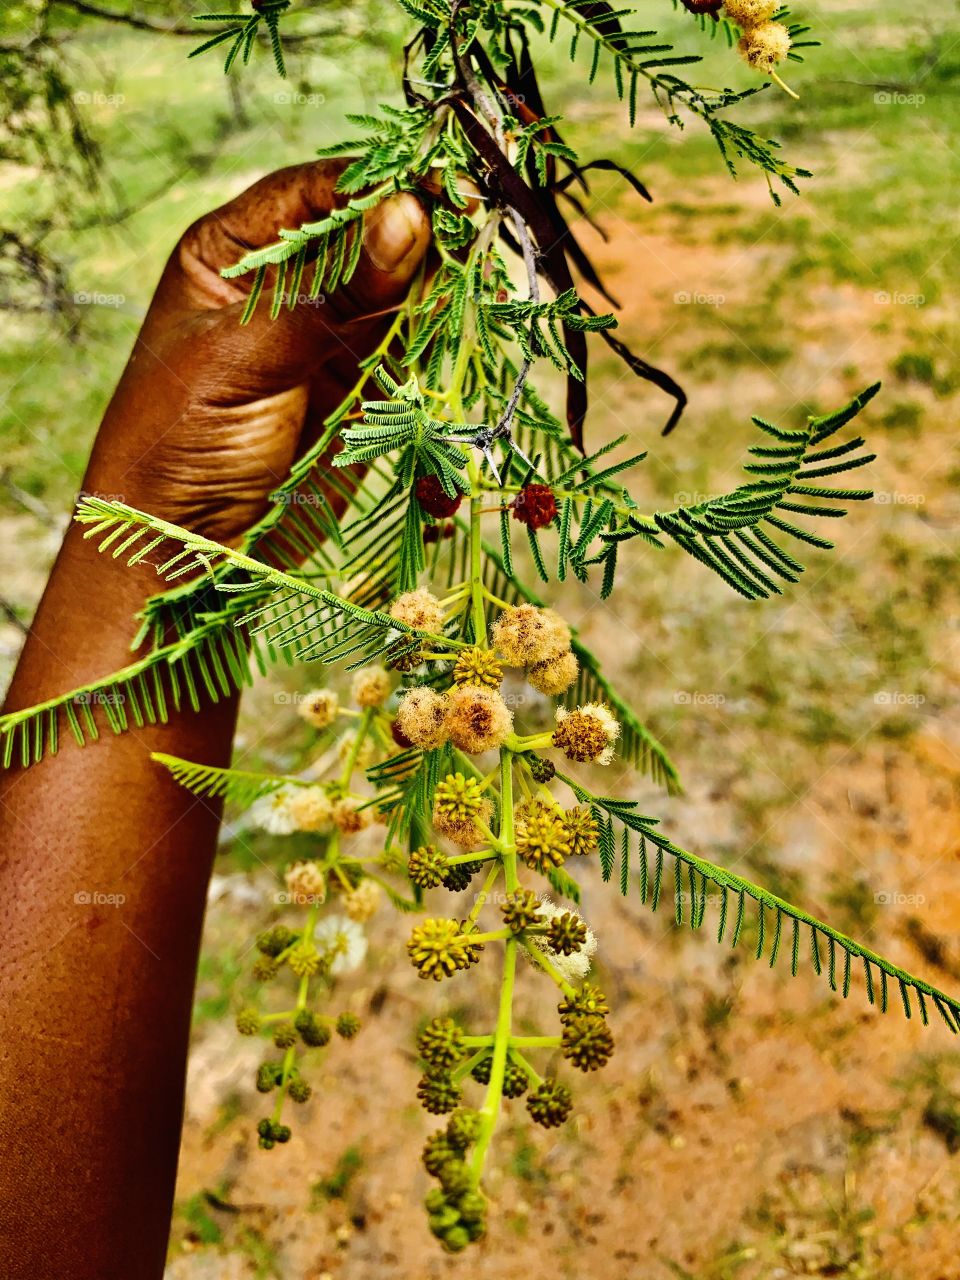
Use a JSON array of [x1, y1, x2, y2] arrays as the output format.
[[240, 922, 367, 1147], [558, 982, 614, 1071], [421, 1109, 488, 1252]]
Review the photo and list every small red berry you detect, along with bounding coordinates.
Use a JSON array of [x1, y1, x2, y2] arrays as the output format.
[[415, 474, 462, 519], [391, 719, 414, 749], [511, 484, 558, 531]]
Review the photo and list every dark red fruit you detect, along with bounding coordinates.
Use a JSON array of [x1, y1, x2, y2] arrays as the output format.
[[391, 719, 414, 749], [416, 475, 462, 519], [680, 0, 723, 15], [511, 484, 558, 531]]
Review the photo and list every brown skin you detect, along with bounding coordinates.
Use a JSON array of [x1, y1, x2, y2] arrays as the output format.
[[0, 162, 430, 1280]]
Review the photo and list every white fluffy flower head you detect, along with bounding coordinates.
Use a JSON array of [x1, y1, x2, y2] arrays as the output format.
[[247, 786, 301, 836], [314, 914, 368, 975], [525, 896, 597, 984]]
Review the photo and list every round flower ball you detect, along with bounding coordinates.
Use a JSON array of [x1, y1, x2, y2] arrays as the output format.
[[284, 785, 334, 833], [297, 688, 339, 730], [738, 20, 791, 70], [389, 588, 445, 635], [491, 604, 570, 667], [528, 649, 579, 696], [723, 0, 777, 26], [445, 686, 513, 754], [553, 702, 620, 765], [396, 687, 450, 751], [350, 664, 391, 708]]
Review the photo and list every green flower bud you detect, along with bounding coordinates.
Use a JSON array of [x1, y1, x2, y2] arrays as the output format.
[[527, 1078, 573, 1128], [256, 925, 295, 957], [417, 1069, 461, 1115], [336, 1012, 361, 1039], [417, 1016, 465, 1069], [273, 1021, 297, 1049], [445, 1107, 481, 1150], [236, 1008, 261, 1036], [561, 1014, 614, 1072], [288, 1078, 312, 1104], [294, 1010, 331, 1048]]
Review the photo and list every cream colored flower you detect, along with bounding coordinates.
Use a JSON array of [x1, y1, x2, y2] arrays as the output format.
[[492, 605, 570, 667], [284, 859, 326, 906], [738, 20, 791, 70], [395, 686, 450, 750], [528, 649, 579, 696], [723, 0, 777, 25], [297, 688, 339, 730], [350, 665, 391, 708], [445, 685, 513, 754], [247, 786, 300, 835], [389, 588, 445, 634], [333, 797, 373, 834], [343, 879, 382, 923], [284, 785, 334, 832]]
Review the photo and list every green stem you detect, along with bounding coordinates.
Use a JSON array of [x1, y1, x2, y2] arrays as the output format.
[[468, 472, 487, 645], [470, 935, 516, 1184], [338, 705, 374, 785]]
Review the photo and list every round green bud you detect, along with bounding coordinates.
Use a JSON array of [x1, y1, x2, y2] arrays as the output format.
[[255, 1063, 277, 1094], [443, 1225, 471, 1252], [424, 1188, 447, 1215], [294, 1009, 331, 1048], [446, 1107, 481, 1150], [256, 925, 295, 957], [438, 1160, 471, 1197], [236, 1008, 261, 1036], [456, 1191, 487, 1225], [273, 1022, 297, 1049], [288, 1078, 312, 1104], [336, 1012, 361, 1039]]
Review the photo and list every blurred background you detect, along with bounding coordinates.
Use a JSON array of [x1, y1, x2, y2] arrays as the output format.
[[2, 1, 960, 1276]]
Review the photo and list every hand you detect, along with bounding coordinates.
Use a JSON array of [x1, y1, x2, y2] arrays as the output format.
[[83, 160, 431, 542], [0, 162, 431, 1280]]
